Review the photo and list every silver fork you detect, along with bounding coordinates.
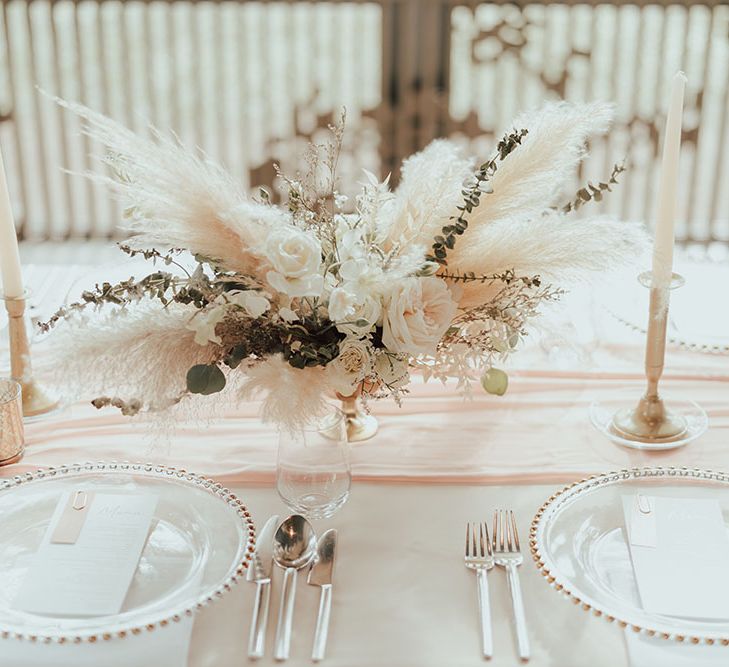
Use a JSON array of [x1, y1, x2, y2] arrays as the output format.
[[493, 510, 530, 661], [464, 522, 494, 659]]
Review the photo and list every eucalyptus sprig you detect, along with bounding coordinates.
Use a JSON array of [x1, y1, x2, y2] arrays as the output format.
[[561, 162, 625, 213], [440, 268, 541, 288], [39, 271, 183, 332], [427, 128, 528, 266]]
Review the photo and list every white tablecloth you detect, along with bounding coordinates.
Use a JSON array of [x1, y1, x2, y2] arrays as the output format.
[[2, 250, 728, 665]]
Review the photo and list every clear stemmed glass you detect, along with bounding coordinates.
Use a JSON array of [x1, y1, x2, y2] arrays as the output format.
[[276, 406, 351, 520]]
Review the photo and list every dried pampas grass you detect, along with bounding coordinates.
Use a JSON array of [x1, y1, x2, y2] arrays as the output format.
[[54, 98, 287, 274], [385, 139, 474, 250], [468, 101, 614, 225], [385, 101, 647, 308], [452, 213, 648, 308], [238, 355, 331, 432], [46, 303, 216, 408]]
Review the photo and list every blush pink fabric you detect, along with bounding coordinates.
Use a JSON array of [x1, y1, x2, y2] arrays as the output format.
[[14, 344, 729, 485], [6, 260, 729, 485]]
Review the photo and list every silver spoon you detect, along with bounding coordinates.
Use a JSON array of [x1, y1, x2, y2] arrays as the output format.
[[273, 515, 317, 660]]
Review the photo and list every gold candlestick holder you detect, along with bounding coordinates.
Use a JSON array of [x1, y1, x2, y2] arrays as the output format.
[[2, 291, 59, 418], [590, 271, 708, 450]]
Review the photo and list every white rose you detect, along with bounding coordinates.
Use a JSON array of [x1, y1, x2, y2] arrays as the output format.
[[327, 337, 373, 396], [381, 277, 458, 355], [374, 353, 409, 389], [264, 226, 324, 297]]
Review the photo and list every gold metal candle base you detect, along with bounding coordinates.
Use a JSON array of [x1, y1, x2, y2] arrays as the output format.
[[603, 271, 697, 449], [338, 392, 378, 443], [3, 291, 59, 418], [612, 395, 688, 443]]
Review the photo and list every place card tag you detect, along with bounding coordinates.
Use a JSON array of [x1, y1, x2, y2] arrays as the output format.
[[14, 491, 158, 617], [623, 495, 729, 619], [623, 494, 657, 548], [51, 490, 95, 545]]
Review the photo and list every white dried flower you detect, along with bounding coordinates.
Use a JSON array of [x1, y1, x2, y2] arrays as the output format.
[[228, 290, 270, 318], [186, 305, 226, 346]]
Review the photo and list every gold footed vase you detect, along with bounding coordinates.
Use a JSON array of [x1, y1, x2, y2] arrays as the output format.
[[337, 390, 378, 443]]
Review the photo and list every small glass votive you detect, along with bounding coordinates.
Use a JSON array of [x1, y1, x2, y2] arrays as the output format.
[[0, 379, 24, 465]]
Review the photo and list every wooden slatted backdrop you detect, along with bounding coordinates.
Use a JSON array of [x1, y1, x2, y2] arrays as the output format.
[[0, 0, 727, 244]]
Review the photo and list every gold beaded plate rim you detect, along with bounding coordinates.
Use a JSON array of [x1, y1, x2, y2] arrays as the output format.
[[0, 461, 256, 644], [530, 466, 729, 646]]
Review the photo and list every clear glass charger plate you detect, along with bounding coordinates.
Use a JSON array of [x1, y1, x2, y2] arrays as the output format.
[[530, 467, 729, 644], [0, 462, 255, 643], [603, 258, 729, 354]]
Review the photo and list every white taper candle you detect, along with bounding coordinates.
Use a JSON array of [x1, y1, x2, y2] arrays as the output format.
[[651, 71, 686, 288], [0, 147, 24, 299]]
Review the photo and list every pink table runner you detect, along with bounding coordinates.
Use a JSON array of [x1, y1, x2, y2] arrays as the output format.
[[6, 262, 729, 484], [17, 359, 728, 484]]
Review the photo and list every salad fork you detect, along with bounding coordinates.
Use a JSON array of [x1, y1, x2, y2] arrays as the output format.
[[464, 522, 494, 659], [493, 510, 529, 661]]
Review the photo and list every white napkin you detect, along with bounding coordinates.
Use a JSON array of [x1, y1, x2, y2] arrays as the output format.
[[625, 631, 729, 667], [0, 615, 195, 667]]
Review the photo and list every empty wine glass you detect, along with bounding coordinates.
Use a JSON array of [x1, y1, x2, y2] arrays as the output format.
[[276, 406, 351, 520]]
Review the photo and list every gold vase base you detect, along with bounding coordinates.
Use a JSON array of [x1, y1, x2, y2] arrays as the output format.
[[0, 451, 24, 467], [21, 380, 60, 419], [345, 413, 379, 443]]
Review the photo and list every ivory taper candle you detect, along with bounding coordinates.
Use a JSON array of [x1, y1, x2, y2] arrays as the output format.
[[651, 71, 686, 288], [0, 147, 23, 299]]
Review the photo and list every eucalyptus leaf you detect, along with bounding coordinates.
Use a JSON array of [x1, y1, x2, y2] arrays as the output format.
[[186, 364, 226, 395], [481, 368, 509, 396]]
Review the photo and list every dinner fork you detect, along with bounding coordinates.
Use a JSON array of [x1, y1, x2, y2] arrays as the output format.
[[493, 510, 530, 661], [464, 522, 494, 659]]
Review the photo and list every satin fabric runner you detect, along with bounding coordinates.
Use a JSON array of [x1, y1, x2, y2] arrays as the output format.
[[17, 364, 729, 484], [5, 262, 729, 484]]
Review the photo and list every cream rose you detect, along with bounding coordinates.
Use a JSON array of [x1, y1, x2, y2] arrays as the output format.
[[381, 277, 458, 355], [327, 337, 373, 396], [264, 227, 324, 297]]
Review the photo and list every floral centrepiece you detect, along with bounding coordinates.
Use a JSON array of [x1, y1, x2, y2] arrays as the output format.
[[44, 101, 646, 430]]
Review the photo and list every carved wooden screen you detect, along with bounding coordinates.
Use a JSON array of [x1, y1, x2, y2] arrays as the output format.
[[1, 0, 727, 244]]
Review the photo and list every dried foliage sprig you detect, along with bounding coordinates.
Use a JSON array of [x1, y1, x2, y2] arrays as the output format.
[[39, 271, 184, 332], [440, 268, 541, 288], [427, 128, 528, 265], [561, 162, 625, 213]]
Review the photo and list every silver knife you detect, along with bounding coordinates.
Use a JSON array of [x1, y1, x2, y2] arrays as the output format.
[[246, 514, 279, 659], [307, 529, 338, 662]]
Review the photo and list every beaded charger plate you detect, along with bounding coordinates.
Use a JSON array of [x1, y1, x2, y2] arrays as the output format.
[[605, 259, 729, 354], [0, 462, 255, 643], [530, 467, 729, 645]]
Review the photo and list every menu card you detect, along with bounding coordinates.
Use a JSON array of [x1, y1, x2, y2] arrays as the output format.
[[14, 491, 158, 617], [622, 495, 729, 619]]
